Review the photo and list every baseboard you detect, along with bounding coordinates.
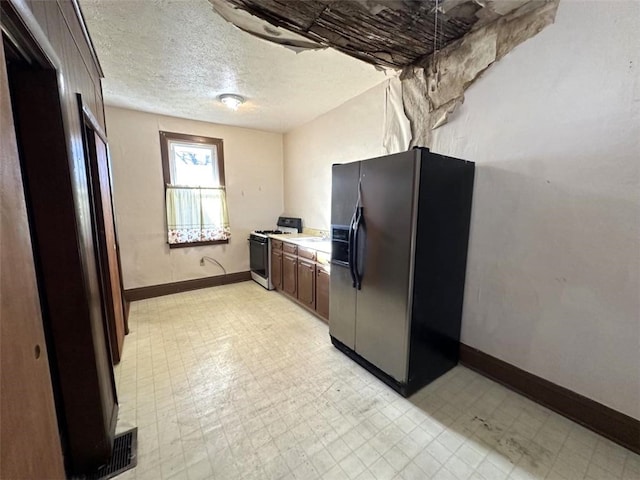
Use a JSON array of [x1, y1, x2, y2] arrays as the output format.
[[124, 271, 251, 301], [459, 344, 639, 454]]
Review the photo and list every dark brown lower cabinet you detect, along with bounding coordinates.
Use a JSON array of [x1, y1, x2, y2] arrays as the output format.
[[297, 259, 316, 309], [316, 265, 330, 321], [275, 241, 330, 322], [283, 253, 297, 297], [271, 248, 283, 290]]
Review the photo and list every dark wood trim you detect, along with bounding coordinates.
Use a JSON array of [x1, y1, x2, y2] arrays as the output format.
[[159, 130, 227, 248], [169, 239, 229, 249], [56, 0, 101, 81], [3, 0, 60, 69], [79, 96, 127, 338], [0, 36, 66, 480], [159, 130, 225, 186], [124, 271, 251, 301], [9, 59, 117, 474], [69, 0, 104, 77], [80, 99, 107, 144], [459, 344, 640, 454], [77, 94, 126, 365]]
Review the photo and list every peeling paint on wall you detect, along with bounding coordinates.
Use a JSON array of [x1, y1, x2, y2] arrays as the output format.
[[401, 0, 560, 148], [383, 77, 412, 154]]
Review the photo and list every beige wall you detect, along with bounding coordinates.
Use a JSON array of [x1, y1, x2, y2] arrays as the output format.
[[105, 107, 284, 289], [282, 1, 640, 419], [432, 0, 639, 419], [282, 81, 387, 230]]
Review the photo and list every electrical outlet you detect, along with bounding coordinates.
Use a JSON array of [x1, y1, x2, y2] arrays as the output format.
[[200, 258, 205, 266]]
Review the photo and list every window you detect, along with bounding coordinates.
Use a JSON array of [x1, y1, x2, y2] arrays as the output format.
[[160, 131, 230, 247]]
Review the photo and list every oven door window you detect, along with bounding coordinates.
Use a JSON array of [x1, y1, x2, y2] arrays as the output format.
[[250, 239, 268, 278]]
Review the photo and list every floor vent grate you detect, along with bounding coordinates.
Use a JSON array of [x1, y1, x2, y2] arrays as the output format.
[[82, 428, 137, 480]]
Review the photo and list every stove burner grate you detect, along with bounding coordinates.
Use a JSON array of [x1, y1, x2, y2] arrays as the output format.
[[253, 230, 291, 235]]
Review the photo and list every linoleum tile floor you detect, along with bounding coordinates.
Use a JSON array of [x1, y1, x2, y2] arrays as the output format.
[[114, 282, 638, 480]]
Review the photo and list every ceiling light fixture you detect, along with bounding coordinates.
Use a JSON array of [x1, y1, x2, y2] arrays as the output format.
[[219, 94, 245, 111]]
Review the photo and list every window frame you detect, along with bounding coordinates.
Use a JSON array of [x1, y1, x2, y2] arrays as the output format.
[[159, 130, 228, 248]]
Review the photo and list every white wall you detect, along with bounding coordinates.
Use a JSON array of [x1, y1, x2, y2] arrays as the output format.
[[283, 81, 387, 230], [431, 0, 639, 419], [282, 1, 640, 419], [105, 107, 284, 289]]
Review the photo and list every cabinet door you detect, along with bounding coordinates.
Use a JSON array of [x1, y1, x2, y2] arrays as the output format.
[[271, 248, 283, 290], [316, 266, 330, 321], [283, 254, 297, 297], [297, 259, 316, 309]]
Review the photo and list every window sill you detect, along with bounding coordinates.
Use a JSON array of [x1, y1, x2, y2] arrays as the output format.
[[168, 239, 229, 249]]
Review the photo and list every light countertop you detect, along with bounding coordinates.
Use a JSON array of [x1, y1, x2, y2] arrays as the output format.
[[269, 233, 332, 254]]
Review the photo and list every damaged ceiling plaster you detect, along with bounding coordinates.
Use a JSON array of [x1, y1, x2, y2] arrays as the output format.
[[402, 0, 560, 147], [213, 0, 560, 148]]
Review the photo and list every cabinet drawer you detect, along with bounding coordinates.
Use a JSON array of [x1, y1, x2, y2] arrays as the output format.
[[283, 242, 298, 255], [298, 246, 316, 261], [271, 239, 283, 250]]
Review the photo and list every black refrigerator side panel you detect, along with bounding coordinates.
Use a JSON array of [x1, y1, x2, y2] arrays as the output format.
[[408, 151, 475, 392]]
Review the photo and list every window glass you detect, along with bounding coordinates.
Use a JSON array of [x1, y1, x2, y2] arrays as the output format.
[[169, 141, 219, 186]]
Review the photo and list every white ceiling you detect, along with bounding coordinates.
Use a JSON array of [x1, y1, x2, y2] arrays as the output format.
[[80, 0, 389, 133]]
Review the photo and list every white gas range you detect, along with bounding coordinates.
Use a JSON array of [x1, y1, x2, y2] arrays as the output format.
[[249, 217, 302, 289]]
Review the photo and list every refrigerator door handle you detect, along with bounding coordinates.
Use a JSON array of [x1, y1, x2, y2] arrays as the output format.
[[353, 206, 364, 290], [348, 215, 357, 288]]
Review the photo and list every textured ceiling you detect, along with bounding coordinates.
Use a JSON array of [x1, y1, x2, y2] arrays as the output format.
[[80, 0, 387, 133]]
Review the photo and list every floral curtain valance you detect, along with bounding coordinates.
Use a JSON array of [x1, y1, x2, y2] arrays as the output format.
[[166, 185, 230, 245]]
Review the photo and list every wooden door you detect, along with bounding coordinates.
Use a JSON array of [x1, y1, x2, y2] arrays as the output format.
[[316, 266, 330, 321], [297, 259, 316, 309], [0, 42, 65, 480], [283, 254, 298, 298], [9, 62, 117, 475], [271, 248, 283, 290], [83, 120, 125, 363]]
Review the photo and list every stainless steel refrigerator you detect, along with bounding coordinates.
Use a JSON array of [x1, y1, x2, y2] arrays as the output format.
[[329, 148, 474, 396]]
